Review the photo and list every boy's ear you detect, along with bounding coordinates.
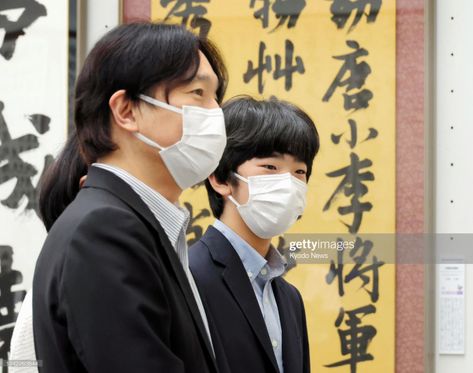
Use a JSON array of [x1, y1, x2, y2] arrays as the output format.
[[208, 174, 232, 197], [109, 90, 138, 132]]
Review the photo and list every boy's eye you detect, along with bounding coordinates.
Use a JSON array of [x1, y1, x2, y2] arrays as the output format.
[[262, 164, 277, 170], [295, 169, 307, 175]]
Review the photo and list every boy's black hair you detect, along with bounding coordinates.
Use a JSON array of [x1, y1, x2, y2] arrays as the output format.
[[206, 95, 320, 218]]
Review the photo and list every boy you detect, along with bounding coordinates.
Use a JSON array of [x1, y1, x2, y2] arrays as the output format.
[[190, 96, 320, 373]]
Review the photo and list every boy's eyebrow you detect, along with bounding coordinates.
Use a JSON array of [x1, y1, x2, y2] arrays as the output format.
[[257, 153, 283, 159]]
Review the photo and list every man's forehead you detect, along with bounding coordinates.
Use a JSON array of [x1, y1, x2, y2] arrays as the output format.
[[193, 72, 219, 87], [194, 73, 214, 81]]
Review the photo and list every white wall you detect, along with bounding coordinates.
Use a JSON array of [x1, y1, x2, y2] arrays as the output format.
[[0, 0, 69, 298], [435, 0, 473, 371], [81, 0, 121, 55]]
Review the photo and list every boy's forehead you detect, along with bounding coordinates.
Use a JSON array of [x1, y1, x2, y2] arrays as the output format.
[[252, 153, 306, 164]]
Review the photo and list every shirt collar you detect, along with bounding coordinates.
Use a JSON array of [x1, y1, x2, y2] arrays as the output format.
[[213, 220, 286, 283], [92, 163, 189, 248]]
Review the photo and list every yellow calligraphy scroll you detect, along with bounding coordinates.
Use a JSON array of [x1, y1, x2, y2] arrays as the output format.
[[152, 1, 396, 371]]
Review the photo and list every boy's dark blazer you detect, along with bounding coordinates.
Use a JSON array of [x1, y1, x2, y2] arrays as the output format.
[[189, 226, 310, 373], [33, 166, 217, 373]]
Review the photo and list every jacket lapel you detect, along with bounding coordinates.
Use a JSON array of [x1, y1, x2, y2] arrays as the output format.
[[202, 226, 280, 373], [272, 279, 301, 373], [83, 167, 217, 369]]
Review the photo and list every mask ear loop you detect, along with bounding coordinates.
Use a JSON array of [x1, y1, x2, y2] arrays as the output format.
[[134, 94, 184, 150], [139, 94, 183, 114], [227, 195, 241, 207], [233, 172, 249, 183], [227, 172, 249, 207], [133, 132, 165, 150]]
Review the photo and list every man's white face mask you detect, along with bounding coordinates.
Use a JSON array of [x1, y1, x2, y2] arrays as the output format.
[[134, 94, 227, 190]]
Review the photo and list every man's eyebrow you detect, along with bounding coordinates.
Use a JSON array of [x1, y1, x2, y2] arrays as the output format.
[[194, 73, 219, 88], [194, 73, 212, 81]]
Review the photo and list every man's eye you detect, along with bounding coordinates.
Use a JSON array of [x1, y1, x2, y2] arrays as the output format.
[[192, 89, 204, 96]]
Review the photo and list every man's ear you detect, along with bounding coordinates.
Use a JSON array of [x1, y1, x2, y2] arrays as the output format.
[[109, 90, 138, 132], [208, 173, 232, 197]]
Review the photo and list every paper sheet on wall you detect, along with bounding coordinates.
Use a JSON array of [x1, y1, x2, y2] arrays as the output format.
[[439, 262, 465, 354]]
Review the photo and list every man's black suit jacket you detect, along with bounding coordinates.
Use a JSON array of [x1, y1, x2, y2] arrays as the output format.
[[189, 226, 310, 373], [33, 167, 217, 373]]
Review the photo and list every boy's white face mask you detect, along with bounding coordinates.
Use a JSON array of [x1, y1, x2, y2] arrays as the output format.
[[134, 94, 227, 190], [228, 172, 308, 239]]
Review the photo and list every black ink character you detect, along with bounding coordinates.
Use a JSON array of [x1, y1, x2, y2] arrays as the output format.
[[273, 39, 305, 91], [0, 245, 26, 369], [330, 0, 382, 32], [0, 0, 47, 60], [323, 40, 373, 111], [331, 119, 378, 149], [343, 89, 373, 111], [185, 202, 211, 246], [323, 152, 374, 234], [250, 0, 271, 29], [0, 101, 54, 215], [272, 0, 306, 31], [244, 40, 304, 94], [250, 0, 306, 31], [325, 304, 377, 373], [326, 237, 384, 302], [161, 0, 211, 39], [243, 42, 272, 94]]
